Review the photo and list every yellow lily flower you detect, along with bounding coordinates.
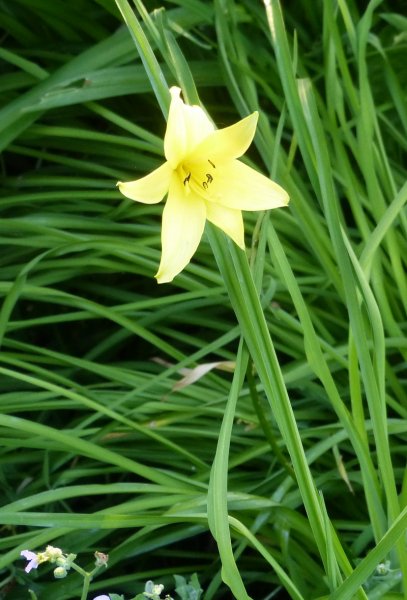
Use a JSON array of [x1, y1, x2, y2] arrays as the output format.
[[117, 87, 289, 283]]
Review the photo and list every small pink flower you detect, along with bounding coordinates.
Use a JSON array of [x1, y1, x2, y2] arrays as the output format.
[[21, 550, 39, 573]]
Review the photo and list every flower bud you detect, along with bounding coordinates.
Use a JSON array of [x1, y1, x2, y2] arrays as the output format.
[[46, 546, 63, 562], [53, 566, 67, 579], [94, 551, 109, 567]]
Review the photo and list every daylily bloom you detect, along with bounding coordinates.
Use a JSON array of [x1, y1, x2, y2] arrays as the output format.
[[117, 87, 289, 283]]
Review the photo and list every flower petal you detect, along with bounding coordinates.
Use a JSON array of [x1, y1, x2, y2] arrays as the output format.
[[184, 104, 214, 154], [21, 550, 39, 573], [164, 87, 187, 169], [156, 175, 206, 283], [208, 159, 289, 210], [21, 550, 37, 560], [117, 162, 172, 204], [206, 202, 245, 248], [188, 112, 258, 164], [164, 87, 214, 168]]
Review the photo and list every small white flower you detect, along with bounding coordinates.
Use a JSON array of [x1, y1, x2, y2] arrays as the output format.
[[93, 596, 110, 600], [21, 545, 69, 575], [21, 550, 39, 573], [376, 561, 391, 575], [152, 584, 164, 595]]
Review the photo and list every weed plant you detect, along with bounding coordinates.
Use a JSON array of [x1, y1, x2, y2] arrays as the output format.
[[0, 0, 406, 599]]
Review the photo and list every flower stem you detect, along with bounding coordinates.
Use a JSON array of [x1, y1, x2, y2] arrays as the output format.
[[69, 561, 94, 600]]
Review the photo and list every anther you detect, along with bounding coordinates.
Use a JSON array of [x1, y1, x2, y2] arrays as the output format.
[[183, 173, 191, 185]]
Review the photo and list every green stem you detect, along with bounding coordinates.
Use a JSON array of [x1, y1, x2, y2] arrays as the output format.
[[69, 561, 96, 600]]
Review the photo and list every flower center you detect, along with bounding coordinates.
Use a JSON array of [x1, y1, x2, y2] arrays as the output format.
[[179, 158, 216, 197]]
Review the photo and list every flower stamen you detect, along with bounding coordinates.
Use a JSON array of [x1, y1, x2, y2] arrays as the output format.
[[202, 172, 214, 190]]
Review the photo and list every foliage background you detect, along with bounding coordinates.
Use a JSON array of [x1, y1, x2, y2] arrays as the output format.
[[0, 0, 406, 599]]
